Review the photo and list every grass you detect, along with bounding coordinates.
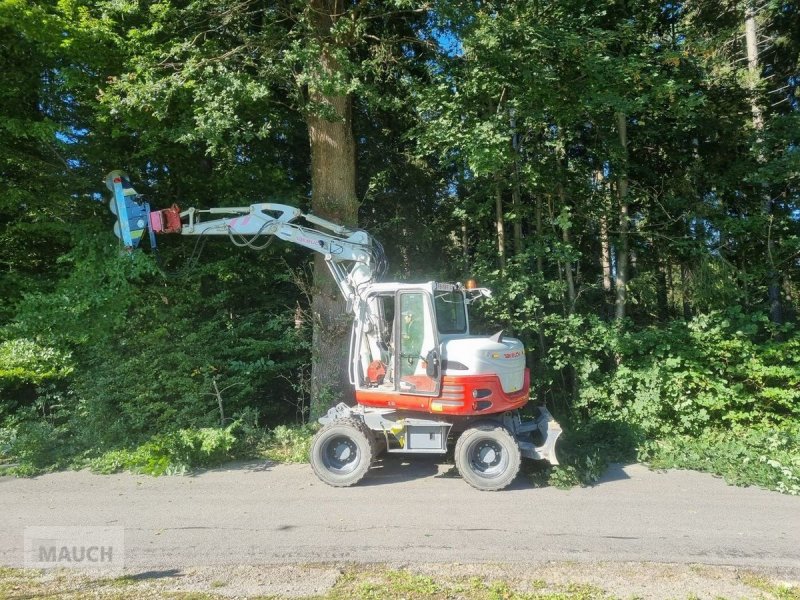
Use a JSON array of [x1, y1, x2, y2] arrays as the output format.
[[1, 565, 798, 600], [740, 573, 800, 600]]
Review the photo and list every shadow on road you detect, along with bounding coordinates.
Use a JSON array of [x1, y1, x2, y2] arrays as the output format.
[[195, 460, 277, 476], [188, 454, 633, 490], [128, 569, 183, 581], [361, 454, 442, 486], [359, 453, 632, 490], [594, 462, 633, 485]]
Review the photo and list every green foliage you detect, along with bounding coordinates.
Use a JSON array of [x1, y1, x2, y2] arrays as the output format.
[[0, 408, 84, 475], [85, 424, 239, 476], [0, 410, 317, 476], [528, 419, 640, 488], [477, 282, 799, 437], [576, 310, 799, 436], [0, 339, 73, 384], [476, 275, 800, 492], [528, 303, 799, 495], [262, 424, 316, 464], [1, 231, 310, 470], [94, 420, 316, 475], [641, 426, 800, 496]]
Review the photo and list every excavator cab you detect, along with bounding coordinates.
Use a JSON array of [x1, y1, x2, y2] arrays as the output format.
[[354, 286, 442, 400]]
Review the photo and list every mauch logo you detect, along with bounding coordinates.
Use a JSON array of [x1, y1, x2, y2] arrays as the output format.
[[24, 526, 124, 571], [37, 544, 114, 563]]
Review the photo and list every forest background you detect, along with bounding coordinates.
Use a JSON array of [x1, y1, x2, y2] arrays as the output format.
[[0, 0, 798, 493]]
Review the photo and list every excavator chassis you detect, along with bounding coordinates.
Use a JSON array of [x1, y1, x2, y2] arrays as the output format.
[[311, 403, 562, 491]]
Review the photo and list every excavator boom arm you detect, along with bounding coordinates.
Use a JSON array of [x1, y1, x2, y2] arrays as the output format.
[[170, 203, 373, 266], [107, 171, 384, 308]]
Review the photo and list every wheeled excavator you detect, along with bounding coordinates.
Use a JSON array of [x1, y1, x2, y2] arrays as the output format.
[[105, 170, 562, 490]]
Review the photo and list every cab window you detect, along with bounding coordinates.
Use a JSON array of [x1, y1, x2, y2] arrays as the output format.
[[434, 291, 467, 334]]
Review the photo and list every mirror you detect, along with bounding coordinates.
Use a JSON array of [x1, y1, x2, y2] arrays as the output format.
[[425, 349, 440, 379]]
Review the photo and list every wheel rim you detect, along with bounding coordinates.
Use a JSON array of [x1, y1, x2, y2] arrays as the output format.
[[321, 434, 361, 474], [467, 437, 509, 479]]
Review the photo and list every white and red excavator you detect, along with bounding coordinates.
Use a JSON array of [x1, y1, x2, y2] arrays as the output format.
[[106, 170, 561, 490]]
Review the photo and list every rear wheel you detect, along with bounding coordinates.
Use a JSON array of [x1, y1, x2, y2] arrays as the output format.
[[310, 418, 374, 487], [454, 423, 521, 491]]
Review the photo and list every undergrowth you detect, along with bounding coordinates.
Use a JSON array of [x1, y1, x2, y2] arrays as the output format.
[[0, 421, 317, 477], [261, 423, 316, 463], [640, 426, 800, 495], [3, 415, 800, 497], [527, 419, 800, 495]]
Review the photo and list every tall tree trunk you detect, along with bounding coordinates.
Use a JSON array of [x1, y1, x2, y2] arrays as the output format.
[[599, 215, 612, 291], [510, 112, 523, 256], [745, 1, 783, 324], [563, 229, 576, 313], [511, 162, 523, 256], [558, 184, 576, 314], [744, 5, 765, 132], [495, 177, 506, 270], [680, 263, 692, 320], [461, 220, 469, 272], [534, 192, 547, 360], [535, 194, 544, 274], [666, 259, 675, 314], [307, 3, 359, 417], [594, 170, 611, 296], [548, 194, 569, 314], [654, 240, 669, 322], [614, 112, 630, 321], [596, 170, 613, 310]]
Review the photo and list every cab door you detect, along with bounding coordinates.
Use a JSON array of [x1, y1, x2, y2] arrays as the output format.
[[396, 290, 441, 395]]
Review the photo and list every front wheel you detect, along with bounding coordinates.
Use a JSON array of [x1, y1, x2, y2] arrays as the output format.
[[310, 418, 374, 487], [454, 423, 521, 491]]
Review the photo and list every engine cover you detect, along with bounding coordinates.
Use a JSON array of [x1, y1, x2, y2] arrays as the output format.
[[442, 336, 526, 394]]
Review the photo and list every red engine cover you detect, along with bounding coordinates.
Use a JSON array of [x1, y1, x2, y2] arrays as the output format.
[[355, 369, 530, 417]]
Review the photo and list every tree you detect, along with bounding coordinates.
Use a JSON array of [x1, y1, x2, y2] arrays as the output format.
[[88, 0, 432, 416], [302, 1, 361, 413]]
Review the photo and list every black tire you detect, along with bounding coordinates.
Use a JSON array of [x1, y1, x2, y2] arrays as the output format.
[[454, 423, 521, 491], [310, 418, 374, 487]]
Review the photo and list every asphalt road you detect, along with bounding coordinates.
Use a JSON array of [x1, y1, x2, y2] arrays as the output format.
[[1, 457, 798, 571]]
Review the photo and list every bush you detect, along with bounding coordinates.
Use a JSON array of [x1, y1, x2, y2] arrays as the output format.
[[577, 310, 799, 435], [475, 292, 800, 493], [0, 339, 73, 384], [0, 339, 74, 420], [527, 419, 641, 488], [1, 236, 311, 468], [85, 424, 239, 475], [82, 422, 318, 475], [262, 424, 316, 463], [641, 425, 800, 496], [0, 417, 73, 474]]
